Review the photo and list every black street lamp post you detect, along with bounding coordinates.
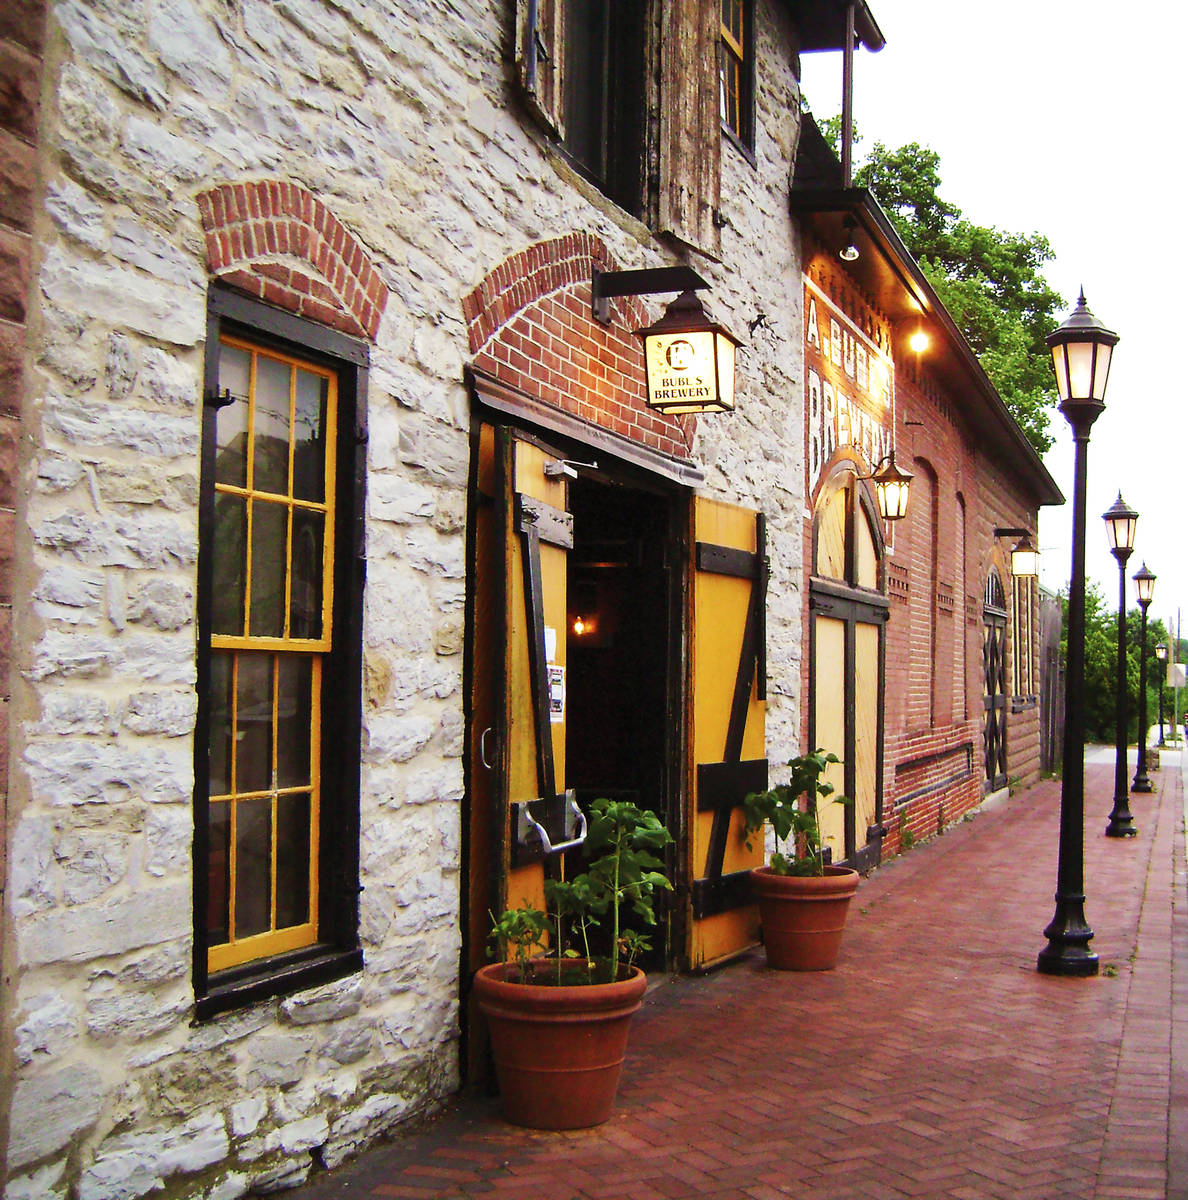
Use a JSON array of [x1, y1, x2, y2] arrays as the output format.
[[1132, 563, 1156, 793], [1156, 643, 1168, 747], [1103, 494, 1138, 838], [1038, 292, 1118, 978]]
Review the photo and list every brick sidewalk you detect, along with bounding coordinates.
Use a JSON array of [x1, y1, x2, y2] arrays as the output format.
[[294, 754, 1187, 1200]]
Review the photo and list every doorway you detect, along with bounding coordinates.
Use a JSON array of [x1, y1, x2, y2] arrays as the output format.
[[565, 475, 676, 972]]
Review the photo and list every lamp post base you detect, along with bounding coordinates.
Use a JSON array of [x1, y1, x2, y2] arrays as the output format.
[[1037, 898, 1099, 976], [1105, 810, 1137, 837], [1131, 772, 1153, 794]]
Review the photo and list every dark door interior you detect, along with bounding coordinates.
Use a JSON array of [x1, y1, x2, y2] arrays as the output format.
[[565, 474, 673, 969]]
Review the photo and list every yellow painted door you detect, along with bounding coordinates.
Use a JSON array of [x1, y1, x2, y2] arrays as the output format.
[[688, 498, 767, 969], [467, 425, 574, 972], [813, 613, 848, 859]]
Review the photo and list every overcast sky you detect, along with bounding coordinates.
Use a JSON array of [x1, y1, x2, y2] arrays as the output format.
[[799, 1, 1188, 647]]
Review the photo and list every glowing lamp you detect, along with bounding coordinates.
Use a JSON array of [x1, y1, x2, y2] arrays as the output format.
[[1046, 290, 1118, 411], [869, 450, 913, 522], [1010, 534, 1039, 578], [636, 291, 740, 415]]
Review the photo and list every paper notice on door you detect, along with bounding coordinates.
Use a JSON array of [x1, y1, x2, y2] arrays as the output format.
[[548, 664, 565, 723], [544, 625, 557, 663]]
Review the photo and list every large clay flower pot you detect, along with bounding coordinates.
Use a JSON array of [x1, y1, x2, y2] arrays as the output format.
[[749, 865, 860, 971], [473, 961, 647, 1129]]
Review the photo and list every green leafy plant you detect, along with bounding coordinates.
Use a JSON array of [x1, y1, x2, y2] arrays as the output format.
[[742, 749, 849, 877], [489, 797, 674, 986]]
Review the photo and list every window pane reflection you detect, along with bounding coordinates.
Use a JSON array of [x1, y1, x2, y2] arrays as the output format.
[[235, 796, 272, 939], [211, 494, 247, 636], [236, 653, 273, 795], [254, 356, 291, 496], [207, 801, 230, 945], [290, 509, 324, 639], [276, 793, 311, 929], [249, 499, 288, 638], [216, 344, 250, 488], [293, 370, 328, 503], [208, 653, 233, 796], [276, 656, 313, 789]]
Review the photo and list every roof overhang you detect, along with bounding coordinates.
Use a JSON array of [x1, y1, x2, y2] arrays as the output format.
[[790, 187, 1064, 509], [784, 0, 886, 53]]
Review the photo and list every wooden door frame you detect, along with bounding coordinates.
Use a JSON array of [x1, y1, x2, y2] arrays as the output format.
[[808, 471, 889, 872]]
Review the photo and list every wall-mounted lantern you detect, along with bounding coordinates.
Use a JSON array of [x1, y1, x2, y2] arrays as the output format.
[[994, 526, 1040, 577], [861, 450, 913, 521], [592, 265, 741, 416]]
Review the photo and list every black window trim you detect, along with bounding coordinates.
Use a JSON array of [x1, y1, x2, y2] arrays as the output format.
[[720, 0, 757, 164], [193, 284, 368, 1021]]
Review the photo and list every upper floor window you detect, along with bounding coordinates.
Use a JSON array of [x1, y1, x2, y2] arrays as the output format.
[[195, 288, 366, 1016], [720, 0, 754, 152], [515, 0, 723, 255]]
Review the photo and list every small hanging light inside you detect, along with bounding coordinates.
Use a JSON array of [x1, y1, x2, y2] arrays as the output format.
[[839, 216, 860, 262]]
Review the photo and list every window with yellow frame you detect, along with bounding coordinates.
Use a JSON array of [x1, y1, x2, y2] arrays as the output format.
[[720, 0, 754, 152], [196, 288, 364, 1014]]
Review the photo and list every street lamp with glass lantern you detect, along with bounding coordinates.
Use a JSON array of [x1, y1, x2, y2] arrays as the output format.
[[1037, 291, 1118, 978], [1156, 643, 1168, 746], [1131, 563, 1156, 793], [1103, 494, 1138, 838]]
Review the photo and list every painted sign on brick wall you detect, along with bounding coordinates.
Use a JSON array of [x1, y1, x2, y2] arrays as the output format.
[[804, 277, 895, 496]]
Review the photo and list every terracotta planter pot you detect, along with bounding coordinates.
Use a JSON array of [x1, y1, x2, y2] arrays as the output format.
[[473, 961, 647, 1129], [749, 865, 860, 971]]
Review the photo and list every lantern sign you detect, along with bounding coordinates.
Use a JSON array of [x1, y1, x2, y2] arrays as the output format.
[[636, 291, 739, 415]]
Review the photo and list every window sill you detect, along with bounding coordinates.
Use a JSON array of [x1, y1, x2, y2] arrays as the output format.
[[195, 944, 363, 1022], [721, 123, 756, 168]]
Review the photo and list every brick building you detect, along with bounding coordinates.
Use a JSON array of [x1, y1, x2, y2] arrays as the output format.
[[0, 2, 1059, 1196]]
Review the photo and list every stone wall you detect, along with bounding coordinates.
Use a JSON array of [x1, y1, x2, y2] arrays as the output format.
[[2, 1, 809, 1195]]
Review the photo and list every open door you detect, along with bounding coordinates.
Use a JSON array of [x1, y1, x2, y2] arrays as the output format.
[[465, 424, 579, 1074], [687, 498, 767, 969]]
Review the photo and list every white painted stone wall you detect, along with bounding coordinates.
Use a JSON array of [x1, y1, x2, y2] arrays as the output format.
[[3, 0, 808, 1194]]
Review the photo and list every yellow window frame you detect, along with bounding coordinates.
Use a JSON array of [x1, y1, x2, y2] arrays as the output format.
[[720, 0, 746, 138], [206, 335, 337, 973]]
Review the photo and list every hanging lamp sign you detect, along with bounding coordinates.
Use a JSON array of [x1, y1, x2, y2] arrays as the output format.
[[637, 290, 740, 415]]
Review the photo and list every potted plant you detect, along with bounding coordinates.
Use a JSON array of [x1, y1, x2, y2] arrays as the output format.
[[742, 749, 859, 971], [473, 797, 673, 1129]]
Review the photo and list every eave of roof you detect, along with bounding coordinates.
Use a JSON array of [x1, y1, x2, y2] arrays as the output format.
[[781, 0, 886, 53], [790, 184, 1064, 510]]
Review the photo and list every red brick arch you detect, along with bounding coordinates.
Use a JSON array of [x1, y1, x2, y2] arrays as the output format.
[[462, 234, 697, 461], [196, 181, 388, 341]]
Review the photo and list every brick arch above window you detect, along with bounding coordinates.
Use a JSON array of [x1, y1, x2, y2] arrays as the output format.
[[196, 181, 388, 341], [462, 233, 698, 462]]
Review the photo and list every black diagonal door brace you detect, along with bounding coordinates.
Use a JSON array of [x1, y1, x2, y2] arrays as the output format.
[[692, 513, 769, 919], [510, 491, 577, 865]]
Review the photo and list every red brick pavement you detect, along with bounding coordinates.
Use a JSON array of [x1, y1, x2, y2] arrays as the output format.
[[294, 753, 1187, 1200]]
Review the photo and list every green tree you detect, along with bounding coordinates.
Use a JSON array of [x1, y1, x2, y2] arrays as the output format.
[[1061, 583, 1170, 743], [819, 120, 1064, 453]]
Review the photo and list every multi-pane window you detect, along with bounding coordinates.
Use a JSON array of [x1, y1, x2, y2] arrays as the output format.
[[720, 0, 754, 150], [196, 289, 364, 1010], [205, 338, 334, 972]]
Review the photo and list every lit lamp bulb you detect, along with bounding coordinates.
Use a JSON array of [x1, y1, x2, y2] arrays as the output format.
[[572, 616, 587, 637], [909, 328, 929, 354]]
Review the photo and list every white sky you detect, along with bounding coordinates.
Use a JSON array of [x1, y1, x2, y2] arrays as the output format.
[[799, 1, 1188, 645]]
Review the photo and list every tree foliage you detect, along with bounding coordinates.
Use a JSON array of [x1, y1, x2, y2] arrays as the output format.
[[820, 119, 1064, 453], [1062, 582, 1170, 743]]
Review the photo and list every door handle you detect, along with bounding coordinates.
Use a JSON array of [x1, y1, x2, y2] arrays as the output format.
[[479, 727, 496, 770]]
